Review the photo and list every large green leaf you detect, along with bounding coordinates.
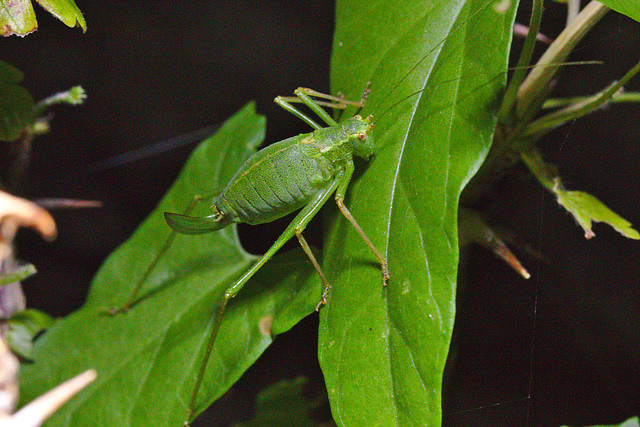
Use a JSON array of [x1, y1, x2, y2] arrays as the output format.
[[599, 0, 640, 23], [319, 0, 517, 425], [19, 103, 321, 426]]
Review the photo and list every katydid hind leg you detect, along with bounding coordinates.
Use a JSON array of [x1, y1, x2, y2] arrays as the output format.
[[107, 190, 221, 315], [185, 291, 231, 426], [185, 180, 340, 424]]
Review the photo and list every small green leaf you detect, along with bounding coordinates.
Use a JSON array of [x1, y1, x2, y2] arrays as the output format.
[[0, 263, 36, 287], [0, 0, 37, 36], [0, 0, 85, 35], [0, 61, 34, 142], [562, 415, 640, 427], [6, 309, 55, 360], [0, 60, 24, 84], [521, 146, 639, 240], [555, 186, 640, 240], [19, 103, 321, 425], [35, 0, 85, 31], [234, 377, 326, 427], [33, 85, 87, 119]]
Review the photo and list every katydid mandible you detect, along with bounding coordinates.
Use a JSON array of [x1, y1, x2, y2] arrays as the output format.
[[110, 86, 389, 424]]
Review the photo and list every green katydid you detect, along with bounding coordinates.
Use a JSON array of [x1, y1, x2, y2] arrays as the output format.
[[110, 85, 389, 423], [165, 87, 389, 314]]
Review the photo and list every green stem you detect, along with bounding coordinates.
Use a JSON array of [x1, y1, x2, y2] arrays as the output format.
[[515, 1, 610, 119], [186, 295, 230, 425], [524, 59, 640, 139], [520, 146, 557, 192], [498, 0, 544, 125], [462, 2, 613, 205], [32, 86, 86, 118], [542, 91, 640, 109]]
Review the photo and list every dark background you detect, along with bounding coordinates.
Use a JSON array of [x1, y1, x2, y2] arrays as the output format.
[[3, 1, 640, 426]]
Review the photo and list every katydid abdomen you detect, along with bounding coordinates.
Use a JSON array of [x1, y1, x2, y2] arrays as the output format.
[[217, 134, 338, 225], [165, 114, 374, 235]]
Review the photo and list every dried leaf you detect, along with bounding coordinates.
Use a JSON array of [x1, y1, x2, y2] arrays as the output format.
[[0, 191, 56, 243], [554, 182, 640, 240]]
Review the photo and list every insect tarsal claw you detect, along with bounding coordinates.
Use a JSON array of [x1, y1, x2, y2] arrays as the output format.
[[382, 269, 390, 287]]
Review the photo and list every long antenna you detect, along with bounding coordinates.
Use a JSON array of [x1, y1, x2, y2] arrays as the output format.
[[369, 0, 500, 118]]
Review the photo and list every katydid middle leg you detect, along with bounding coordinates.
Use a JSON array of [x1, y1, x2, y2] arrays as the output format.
[[184, 177, 341, 424]]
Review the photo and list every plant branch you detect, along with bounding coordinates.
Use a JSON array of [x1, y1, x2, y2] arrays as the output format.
[[515, 1, 610, 119], [524, 59, 640, 138]]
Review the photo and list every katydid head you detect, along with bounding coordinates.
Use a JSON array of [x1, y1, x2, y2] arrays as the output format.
[[343, 114, 375, 160]]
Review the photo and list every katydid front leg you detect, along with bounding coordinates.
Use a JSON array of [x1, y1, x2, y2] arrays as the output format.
[[334, 160, 390, 286]]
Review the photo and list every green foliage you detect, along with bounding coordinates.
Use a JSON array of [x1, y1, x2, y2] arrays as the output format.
[[521, 147, 640, 240], [0, 59, 86, 142], [0, 61, 33, 141], [19, 104, 321, 425], [557, 189, 640, 240], [0, 0, 85, 36], [5, 308, 54, 360], [21, 0, 520, 424], [16, 0, 640, 425], [233, 377, 327, 427]]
